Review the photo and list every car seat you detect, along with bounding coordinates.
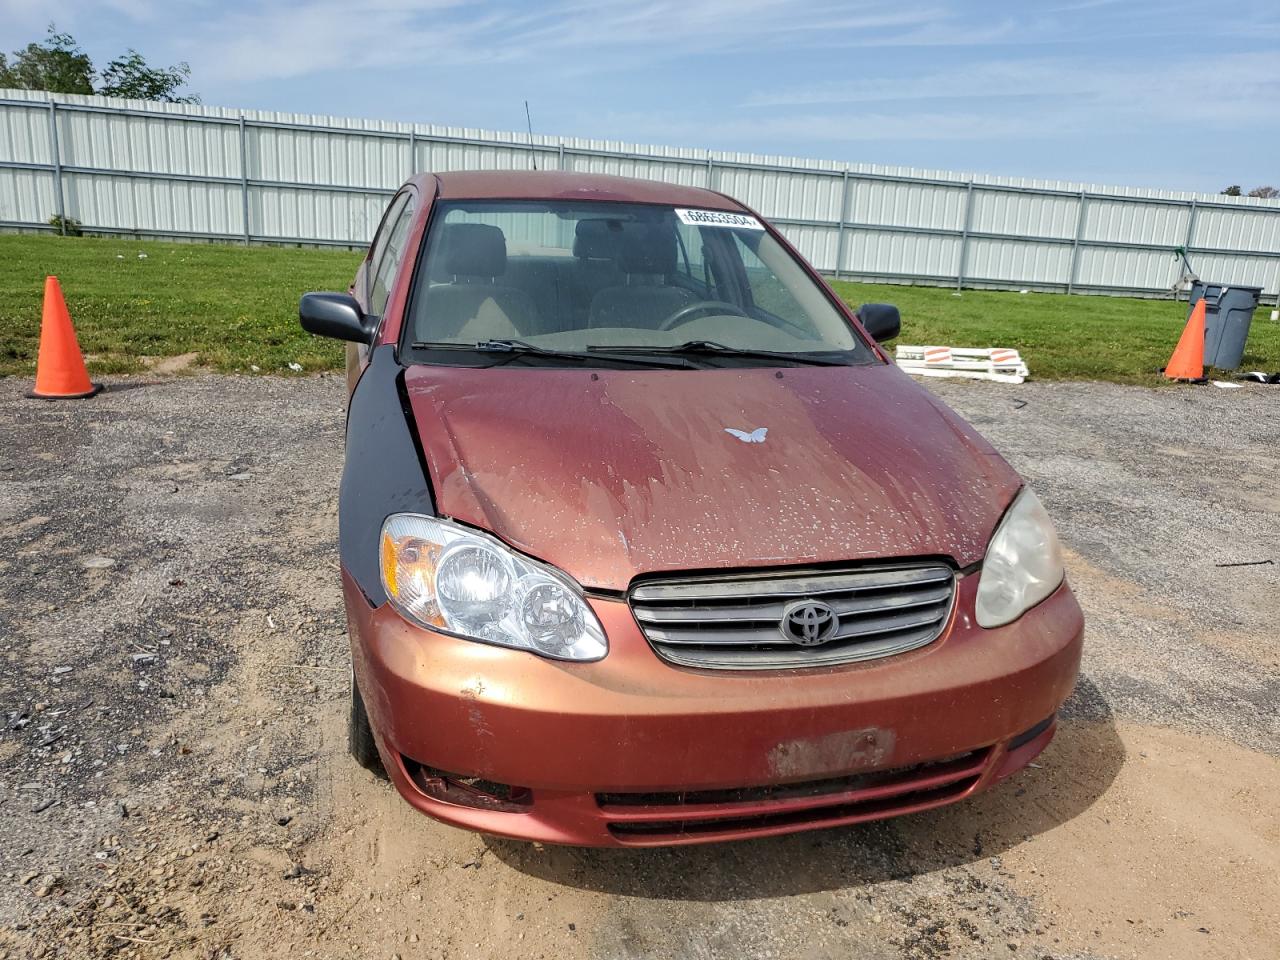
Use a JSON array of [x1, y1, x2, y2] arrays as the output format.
[[587, 223, 698, 330], [420, 223, 539, 341]]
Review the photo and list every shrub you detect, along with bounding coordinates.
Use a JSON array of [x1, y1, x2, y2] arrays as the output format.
[[48, 214, 84, 236]]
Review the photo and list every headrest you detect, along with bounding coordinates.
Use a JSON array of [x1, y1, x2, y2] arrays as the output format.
[[439, 223, 507, 277], [573, 219, 621, 260], [618, 223, 676, 275]]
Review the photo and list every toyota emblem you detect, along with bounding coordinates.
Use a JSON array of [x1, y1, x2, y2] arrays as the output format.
[[780, 600, 839, 646]]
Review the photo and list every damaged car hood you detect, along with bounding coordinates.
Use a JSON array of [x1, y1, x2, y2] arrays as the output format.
[[402, 362, 1020, 591]]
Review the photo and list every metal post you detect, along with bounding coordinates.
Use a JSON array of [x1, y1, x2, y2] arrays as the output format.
[[706, 152, 715, 190], [955, 181, 975, 291], [557, 139, 564, 171], [1177, 197, 1198, 249], [834, 168, 852, 279], [48, 101, 66, 235], [408, 128, 416, 179], [1177, 197, 1198, 299], [238, 114, 250, 245], [1066, 190, 1087, 295]]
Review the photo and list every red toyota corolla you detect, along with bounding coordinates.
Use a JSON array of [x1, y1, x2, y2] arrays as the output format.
[[299, 171, 1083, 847]]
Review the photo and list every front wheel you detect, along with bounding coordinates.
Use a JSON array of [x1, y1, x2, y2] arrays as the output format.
[[348, 668, 387, 779]]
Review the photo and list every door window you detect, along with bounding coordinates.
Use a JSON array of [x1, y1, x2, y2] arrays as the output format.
[[368, 192, 415, 316]]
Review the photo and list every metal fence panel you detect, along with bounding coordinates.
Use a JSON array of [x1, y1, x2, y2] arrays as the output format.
[[853, 180, 968, 232], [1076, 246, 1177, 294], [0, 167, 55, 224], [1, 102, 51, 164], [2, 88, 1279, 297], [62, 171, 244, 236], [970, 190, 1077, 240], [1189, 253, 1280, 294], [968, 237, 1073, 286], [715, 166, 845, 223], [251, 125, 402, 190], [253, 185, 388, 244], [1083, 199, 1190, 247], [845, 231, 964, 281], [1195, 205, 1280, 253], [61, 108, 239, 177]]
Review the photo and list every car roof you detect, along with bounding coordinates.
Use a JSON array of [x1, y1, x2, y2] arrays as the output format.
[[416, 170, 745, 211]]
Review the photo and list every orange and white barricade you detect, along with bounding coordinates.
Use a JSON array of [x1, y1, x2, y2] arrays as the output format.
[[895, 345, 1029, 384]]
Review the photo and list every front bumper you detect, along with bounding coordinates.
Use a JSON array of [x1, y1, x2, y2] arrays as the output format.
[[345, 569, 1084, 847]]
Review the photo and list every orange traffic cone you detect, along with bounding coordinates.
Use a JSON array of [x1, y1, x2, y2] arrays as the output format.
[[1163, 297, 1207, 381], [27, 276, 101, 400]]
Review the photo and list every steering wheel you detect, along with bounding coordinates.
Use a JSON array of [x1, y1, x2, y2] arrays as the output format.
[[657, 300, 748, 332]]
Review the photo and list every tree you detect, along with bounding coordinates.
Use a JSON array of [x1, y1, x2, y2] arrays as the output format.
[[0, 27, 93, 94], [1246, 186, 1278, 199], [97, 50, 198, 103], [0, 25, 199, 103], [1221, 185, 1242, 196]]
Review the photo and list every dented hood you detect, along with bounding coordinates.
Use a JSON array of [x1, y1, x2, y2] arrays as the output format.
[[402, 362, 1021, 591]]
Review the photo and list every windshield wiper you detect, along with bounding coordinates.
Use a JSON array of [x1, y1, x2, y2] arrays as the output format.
[[587, 339, 852, 367], [411, 339, 694, 370]]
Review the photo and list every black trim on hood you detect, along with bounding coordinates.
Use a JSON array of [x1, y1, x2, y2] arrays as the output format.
[[340, 344, 435, 605]]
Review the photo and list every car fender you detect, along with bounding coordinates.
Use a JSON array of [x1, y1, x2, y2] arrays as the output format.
[[340, 343, 435, 605]]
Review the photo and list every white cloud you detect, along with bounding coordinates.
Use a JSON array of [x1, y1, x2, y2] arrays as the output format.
[[585, 107, 1032, 148], [0, 0, 153, 34], [515, 0, 937, 52], [741, 52, 1280, 135], [186, 0, 495, 84], [181, 0, 943, 85]]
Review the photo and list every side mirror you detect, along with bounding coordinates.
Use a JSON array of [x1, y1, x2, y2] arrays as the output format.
[[299, 292, 373, 343], [858, 302, 901, 343]]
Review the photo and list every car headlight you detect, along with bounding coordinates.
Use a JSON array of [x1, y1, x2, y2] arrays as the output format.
[[378, 513, 607, 662], [974, 488, 1065, 628]]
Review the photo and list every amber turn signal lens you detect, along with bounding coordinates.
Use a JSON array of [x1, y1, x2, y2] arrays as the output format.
[[380, 529, 400, 598], [379, 527, 447, 629]]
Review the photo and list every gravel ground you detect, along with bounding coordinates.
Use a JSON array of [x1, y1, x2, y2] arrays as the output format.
[[0, 371, 1275, 960]]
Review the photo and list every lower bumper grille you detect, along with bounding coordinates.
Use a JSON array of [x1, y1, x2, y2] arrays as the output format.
[[597, 749, 988, 844], [401, 757, 532, 812], [629, 563, 956, 670]]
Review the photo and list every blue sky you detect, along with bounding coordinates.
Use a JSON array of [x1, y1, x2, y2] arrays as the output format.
[[3, 0, 1279, 193]]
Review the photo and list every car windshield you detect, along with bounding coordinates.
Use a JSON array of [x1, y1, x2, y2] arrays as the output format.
[[403, 200, 873, 366]]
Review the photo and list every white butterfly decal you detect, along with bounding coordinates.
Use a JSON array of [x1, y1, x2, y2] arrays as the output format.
[[725, 427, 768, 444]]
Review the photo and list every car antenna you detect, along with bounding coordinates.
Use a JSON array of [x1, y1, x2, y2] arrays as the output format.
[[524, 100, 538, 171]]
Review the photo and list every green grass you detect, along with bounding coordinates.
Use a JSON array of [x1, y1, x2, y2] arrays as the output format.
[[830, 279, 1280, 383], [1, 234, 1276, 383], [0, 234, 360, 376]]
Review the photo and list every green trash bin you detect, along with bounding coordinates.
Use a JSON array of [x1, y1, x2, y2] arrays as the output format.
[[1189, 282, 1264, 370]]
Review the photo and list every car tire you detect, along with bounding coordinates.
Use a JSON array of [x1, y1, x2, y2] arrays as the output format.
[[348, 668, 387, 779]]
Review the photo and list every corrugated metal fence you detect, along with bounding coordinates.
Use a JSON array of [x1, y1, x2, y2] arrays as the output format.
[[3, 89, 1279, 299]]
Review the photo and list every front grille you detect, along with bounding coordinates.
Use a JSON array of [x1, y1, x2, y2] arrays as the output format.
[[598, 749, 988, 845], [597, 749, 983, 808], [629, 563, 955, 670]]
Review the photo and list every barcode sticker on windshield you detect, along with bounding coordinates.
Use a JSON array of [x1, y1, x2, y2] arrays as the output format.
[[675, 208, 764, 230]]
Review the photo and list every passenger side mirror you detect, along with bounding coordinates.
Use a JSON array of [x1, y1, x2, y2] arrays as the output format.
[[858, 303, 901, 343], [299, 292, 373, 344]]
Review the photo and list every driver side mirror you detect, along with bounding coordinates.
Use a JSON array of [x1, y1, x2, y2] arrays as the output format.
[[858, 303, 901, 343], [299, 292, 374, 344]]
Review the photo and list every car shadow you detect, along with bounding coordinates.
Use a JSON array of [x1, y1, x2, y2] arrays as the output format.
[[486, 676, 1124, 901]]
